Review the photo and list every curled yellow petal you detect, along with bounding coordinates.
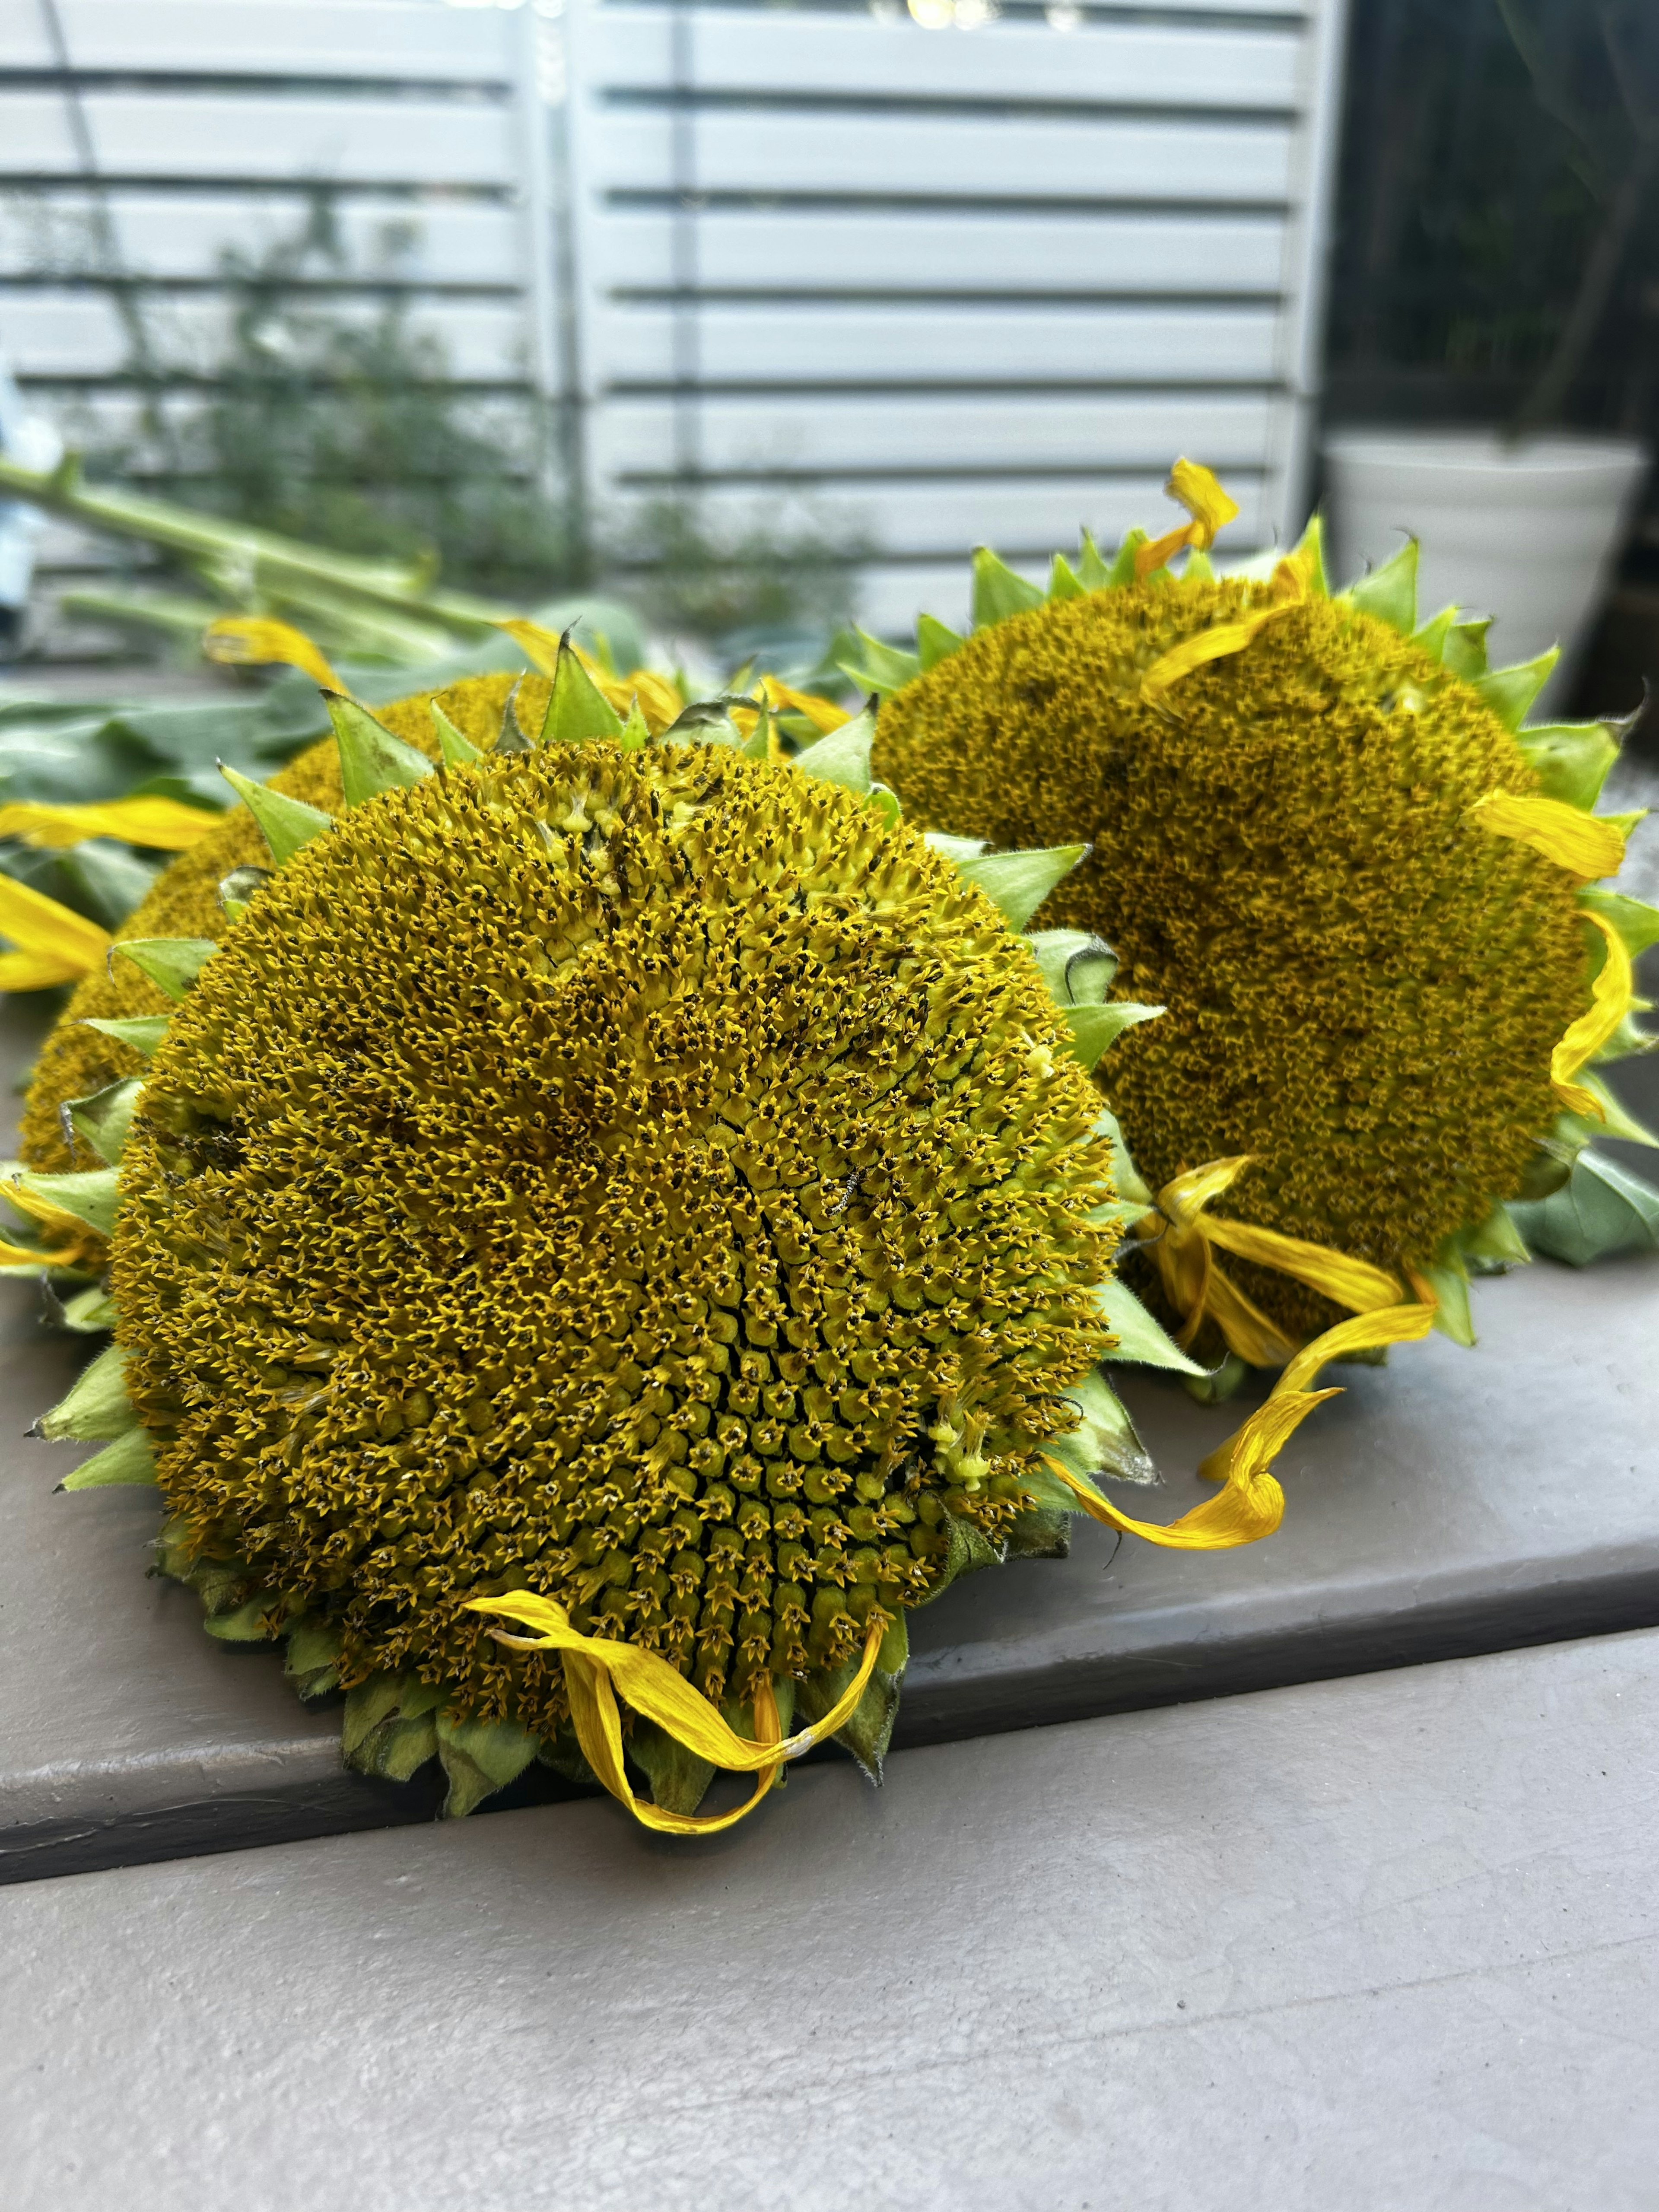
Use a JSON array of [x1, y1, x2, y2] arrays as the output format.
[[465, 1589, 884, 1831], [1552, 908, 1635, 1116], [1468, 790, 1629, 881], [203, 617, 340, 692], [1134, 460, 1241, 580], [0, 797, 221, 853], [1200, 1217, 1404, 1314], [1140, 591, 1304, 699], [0, 875, 111, 988], [761, 677, 850, 735]]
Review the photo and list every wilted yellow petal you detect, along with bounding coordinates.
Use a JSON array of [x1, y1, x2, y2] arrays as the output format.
[[1140, 594, 1303, 699], [0, 797, 221, 853], [0, 875, 111, 988], [762, 677, 850, 735], [1201, 1216, 1404, 1314], [562, 1649, 782, 1837], [1552, 908, 1634, 1116], [203, 617, 339, 692], [1199, 1266, 1302, 1368], [1166, 458, 1240, 547], [1469, 790, 1629, 880]]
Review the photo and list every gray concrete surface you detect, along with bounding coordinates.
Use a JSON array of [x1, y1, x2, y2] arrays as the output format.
[[6, 1004, 1659, 1881], [3, 1627, 1656, 2212]]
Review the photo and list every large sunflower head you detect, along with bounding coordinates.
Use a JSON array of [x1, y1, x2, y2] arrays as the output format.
[[868, 463, 1654, 1366], [28, 655, 1208, 1832]]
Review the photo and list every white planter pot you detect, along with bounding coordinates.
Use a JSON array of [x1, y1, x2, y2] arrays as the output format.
[[1322, 429, 1650, 711]]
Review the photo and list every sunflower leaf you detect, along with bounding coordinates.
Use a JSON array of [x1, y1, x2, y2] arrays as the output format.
[[219, 763, 334, 866], [971, 547, 1045, 629], [1476, 648, 1559, 730], [1442, 617, 1491, 680], [1346, 536, 1418, 632], [793, 704, 875, 795], [115, 937, 216, 1001], [915, 610, 967, 668], [325, 692, 435, 807], [953, 844, 1088, 931], [1510, 1150, 1659, 1266], [835, 627, 920, 696], [81, 1014, 171, 1060], [11, 1165, 120, 1237], [1091, 1274, 1205, 1374], [435, 1710, 540, 1818], [1062, 1000, 1163, 1071], [64, 1076, 140, 1167]]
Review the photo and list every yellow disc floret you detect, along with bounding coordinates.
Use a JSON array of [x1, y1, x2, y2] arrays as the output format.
[[873, 577, 1589, 1345], [110, 745, 1118, 1735]]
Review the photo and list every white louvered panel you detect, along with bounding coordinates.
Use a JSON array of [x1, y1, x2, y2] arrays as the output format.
[[75, 93, 515, 187], [590, 391, 1279, 478], [588, 207, 1288, 296], [0, 286, 532, 381], [0, 191, 525, 288], [0, 0, 515, 79], [591, 9, 1302, 108], [591, 300, 1281, 386], [636, 472, 1267, 562], [0, 92, 80, 172], [590, 108, 1296, 202]]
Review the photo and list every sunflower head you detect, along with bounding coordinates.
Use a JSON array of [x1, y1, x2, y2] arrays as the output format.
[[867, 467, 1653, 1357]]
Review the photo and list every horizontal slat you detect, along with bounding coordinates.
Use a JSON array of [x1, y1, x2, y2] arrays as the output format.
[[587, 8, 1303, 109], [0, 287, 532, 380], [586, 108, 1296, 201], [19, 385, 542, 464], [586, 206, 1287, 294], [589, 391, 1279, 475], [616, 471, 1267, 559], [0, 191, 527, 288], [588, 299, 1281, 384], [0, 0, 516, 79], [2, 94, 517, 188]]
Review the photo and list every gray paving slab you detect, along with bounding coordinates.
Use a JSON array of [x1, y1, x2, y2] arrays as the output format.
[[4, 1628, 1657, 2212], [6, 996, 1659, 1881]]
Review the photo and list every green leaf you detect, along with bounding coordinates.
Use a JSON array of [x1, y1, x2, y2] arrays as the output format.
[[1106, 528, 1149, 587], [435, 1711, 540, 1818], [1511, 1150, 1659, 1266], [922, 831, 987, 863], [1578, 889, 1659, 960], [617, 695, 652, 754], [284, 1616, 345, 1700], [430, 700, 483, 766], [1560, 1068, 1659, 1148], [1418, 1246, 1476, 1346], [12, 1165, 120, 1237], [203, 1593, 281, 1643], [1091, 1104, 1154, 1208], [793, 705, 875, 795], [1004, 1506, 1073, 1559], [865, 782, 903, 828], [1091, 1273, 1205, 1374], [971, 547, 1045, 629], [540, 639, 629, 747], [326, 691, 435, 807], [1062, 1000, 1163, 1071], [1076, 528, 1112, 590], [953, 843, 1088, 931], [1050, 1366, 1157, 1486], [1511, 720, 1619, 810], [64, 1076, 140, 1166], [915, 610, 966, 669], [628, 1717, 716, 1817], [1476, 648, 1560, 730], [115, 937, 216, 1001], [1441, 617, 1491, 680], [1046, 553, 1084, 602], [219, 763, 334, 866], [1026, 928, 1118, 1007], [60, 1427, 156, 1489], [1292, 512, 1331, 596], [81, 1014, 170, 1059], [834, 627, 921, 696], [1457, 1199, 1531, 1273], [36, 1341, 133, 1442], [57, 1284, 117, 1333], [342, 1674, 444, 1782], [797, 1651, 903, 1785], [1413, 604, 1458, 662], [1346, 536, 1417, 632]]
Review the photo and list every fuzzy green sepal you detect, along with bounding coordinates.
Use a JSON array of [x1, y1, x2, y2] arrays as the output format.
[[435, 1710, 540, 1818], [342, 1674, 445, 1783], [60, 1428, 156, 1489], [63, 1077, 140, 1167]]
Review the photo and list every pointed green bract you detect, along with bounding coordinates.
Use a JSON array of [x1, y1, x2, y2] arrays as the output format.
[[1062, 1000, 1163, 1072], [58, 1285, 117, 1333], [1578, 888, 1659, 960], [81, 1014, 170, 1059], [738, 703, 770, 761], [836, 627, 921, 697], [1441, 617, 1491, 680], [1413, 604, 1458, 662], [1346, 536, 1418, 633], [37, 1340, 133, 1442], [13, 1165, 120, 1237], [971, 547, 1045, 630], [435, 1711, 540, 1819], [116, 936, 216, 1001], [284, 1617, 345, 1701], [792, 704, 875, 796], [326, 691, 435, 808], [915, 610, 966, 669], [617, 695, 652, 754], [953, 843, 1088, 932], [1047, 554, 1084, 602], [1419, 1247, 1476, 1346], [1476, 648, 1559, 732], [1511, 1149, 1659, 1266], [220, 763, 334, 867], [1184, 547, 1216, 582], [216, 864, 270, 924], [1048, 1366, 1157, 1486], [923, 830, 987, 863], [1075, 529, 1112, 591], [1026, 928, 1117, 1007], [430, 700, 483, 766], [1513, 719, 1619, 810], [1562, 1067, 1659, 1149], [1294, 512, 1330, 596], [60, 1427, 156, 1490], [865, 782, 903, 828], [64, 1076, 140, 1167], [342, 1673, 444, 1783], [540, 638, 625, 747], [1090, 1273, 1205, 1375], [1458, 1198, 1531, 1271], [203, 1595, 279, 1643], [1106, 528, 1148, 587]]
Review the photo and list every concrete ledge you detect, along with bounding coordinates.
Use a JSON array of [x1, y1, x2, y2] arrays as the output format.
[[4, 1628, 1656, 2212]]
